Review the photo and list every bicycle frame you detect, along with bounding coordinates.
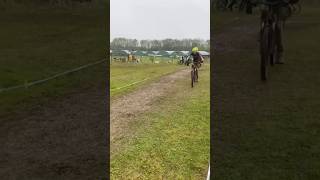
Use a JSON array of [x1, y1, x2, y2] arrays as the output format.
[[261, 5, 278, 55], [191, 61, 199, 88], [259, 4, 280, 80]]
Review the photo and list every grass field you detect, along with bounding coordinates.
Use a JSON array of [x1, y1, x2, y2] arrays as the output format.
[[212, 5, 320, 179], [0, 6, 107, 117], [111, 64, 210, 179], [110, 61, 184, 97]]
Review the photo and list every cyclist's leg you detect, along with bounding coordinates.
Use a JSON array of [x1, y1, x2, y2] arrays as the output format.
[[275, 8, 285, 64], [259, 8, 268, 42], [195, 65, 198, 82]]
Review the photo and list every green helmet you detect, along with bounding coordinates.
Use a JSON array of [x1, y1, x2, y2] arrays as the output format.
[[192, 47, 199, 53]]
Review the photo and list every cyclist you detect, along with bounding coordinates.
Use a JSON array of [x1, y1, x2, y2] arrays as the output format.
[[189, 47, 204, 83], [190, 47, 204, 67], [263, 0, 292, 64], [233, 0, 300, 64]]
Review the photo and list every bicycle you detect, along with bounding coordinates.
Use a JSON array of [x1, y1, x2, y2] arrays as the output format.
[[259, 1, 296, 80], [228, 0, 300, 81], [191, 61, 200, 88]]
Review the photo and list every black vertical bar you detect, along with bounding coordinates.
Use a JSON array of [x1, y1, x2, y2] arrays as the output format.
[[106, 0, 110, 179]]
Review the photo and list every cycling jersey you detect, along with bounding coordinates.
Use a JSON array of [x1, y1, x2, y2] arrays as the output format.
[[190, 52, 203, 64]]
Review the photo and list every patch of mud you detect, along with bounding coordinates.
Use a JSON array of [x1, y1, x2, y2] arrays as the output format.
[[110, 68, 189, 149]]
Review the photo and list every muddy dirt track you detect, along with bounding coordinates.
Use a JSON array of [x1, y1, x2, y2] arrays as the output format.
[[0, 85, 107, 179], [110, 68, 189, 152], [0, 67, 190, 179]]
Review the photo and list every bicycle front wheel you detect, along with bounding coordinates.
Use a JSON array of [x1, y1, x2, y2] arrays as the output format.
[[195, 68, 198, 82], [260, 25, 271, 81], [191, 69, 195, 88], [191, 70, 195, 88]]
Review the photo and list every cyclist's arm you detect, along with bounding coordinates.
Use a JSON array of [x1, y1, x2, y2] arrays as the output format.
[[200, 54, 204, 62]]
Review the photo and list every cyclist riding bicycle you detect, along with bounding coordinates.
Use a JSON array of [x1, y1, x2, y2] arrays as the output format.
[[190, 47, 204, 67], [232, 0, 299, 64]]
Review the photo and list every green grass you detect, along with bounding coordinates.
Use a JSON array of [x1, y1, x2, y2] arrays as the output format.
[[0, 6, 107, 117], [111, 65, 210, 179], [110, 61, 184, 97], [212, 9, 256, 34], [213, 6, 320, 179]]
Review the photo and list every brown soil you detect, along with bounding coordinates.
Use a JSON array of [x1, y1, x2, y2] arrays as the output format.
[[110, 68, 189, 152]]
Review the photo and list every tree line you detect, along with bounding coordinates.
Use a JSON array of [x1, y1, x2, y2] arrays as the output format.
[[212, 0, 312, 12], [0, 0, 99, 8], [110, 38, 210, 51]]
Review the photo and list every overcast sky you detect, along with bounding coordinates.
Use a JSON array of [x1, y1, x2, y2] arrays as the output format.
[[110, 0, 210, 40]]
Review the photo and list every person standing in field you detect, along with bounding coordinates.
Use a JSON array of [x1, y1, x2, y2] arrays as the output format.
[[128, 53, 133, 63]]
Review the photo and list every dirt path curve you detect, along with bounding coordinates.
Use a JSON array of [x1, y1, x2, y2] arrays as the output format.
[[111, 68, 189, 146], [0, 86, 107, 179]]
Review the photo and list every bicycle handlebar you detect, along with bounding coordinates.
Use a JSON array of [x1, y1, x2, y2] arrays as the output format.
[[230, 0, 291, 12]]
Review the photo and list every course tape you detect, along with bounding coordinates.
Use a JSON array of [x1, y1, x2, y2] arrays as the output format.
[[110, 78, 150, 91], [110, 69, 184, 92], [0, 59, 107, 93]]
